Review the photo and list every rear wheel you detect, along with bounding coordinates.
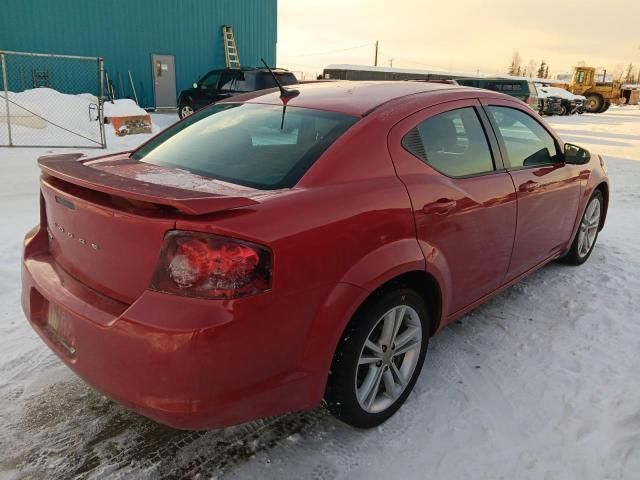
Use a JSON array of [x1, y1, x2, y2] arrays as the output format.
[[559, 104, 568, 115], [599, 101, 611, 113], [563, 190, 603, 265], [325, 288, 430, 428], [584, 94, 604, 113]]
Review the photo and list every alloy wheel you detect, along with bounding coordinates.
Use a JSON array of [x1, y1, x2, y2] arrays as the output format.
[[355, 305, 422, 414], [180, 105, 194, 118], [577, 197, 601, 258]]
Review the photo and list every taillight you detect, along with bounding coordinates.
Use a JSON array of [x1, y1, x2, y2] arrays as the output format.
[[151, 231, 272, 299]]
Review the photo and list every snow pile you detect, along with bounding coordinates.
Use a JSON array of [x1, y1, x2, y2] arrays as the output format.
[[103, 99, 147, 118], [0, 88, 103, 146], [0, 88, 159, 147]]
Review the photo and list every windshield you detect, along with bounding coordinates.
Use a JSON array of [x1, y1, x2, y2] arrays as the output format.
[[132, 103, 358, 189]]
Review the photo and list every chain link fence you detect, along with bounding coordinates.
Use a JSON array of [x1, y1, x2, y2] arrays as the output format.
[[0, 51, 106, 149]]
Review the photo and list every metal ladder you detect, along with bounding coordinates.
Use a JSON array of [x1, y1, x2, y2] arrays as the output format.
[[222, 25, 241, 69]]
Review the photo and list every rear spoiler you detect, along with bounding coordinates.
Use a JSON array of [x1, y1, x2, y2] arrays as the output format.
[[38, 154, 259, 215]]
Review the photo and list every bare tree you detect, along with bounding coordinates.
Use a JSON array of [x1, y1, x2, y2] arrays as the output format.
[[624, 62, 635, 83], [516, 65, 522, 76], [527, 59, 537, 78], [537, 61, 547, 79], [508, 51, 522, 75], [612, 63, 625, 80], [544, 64, 549, 78]]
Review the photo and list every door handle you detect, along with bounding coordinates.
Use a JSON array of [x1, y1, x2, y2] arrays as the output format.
[[519, 180, 539, 193], [423, 198, 457, 215]]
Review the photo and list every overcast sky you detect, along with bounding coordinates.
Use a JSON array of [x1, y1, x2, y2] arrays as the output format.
[[277, 0, 640, 78]]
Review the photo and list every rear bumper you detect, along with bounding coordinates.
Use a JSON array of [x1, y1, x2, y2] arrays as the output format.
[[22, 226, 349, 430]]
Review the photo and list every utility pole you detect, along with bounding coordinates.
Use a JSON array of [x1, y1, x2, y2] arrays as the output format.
[[374, 40, 378, 67], [389, 58, 393, 68]]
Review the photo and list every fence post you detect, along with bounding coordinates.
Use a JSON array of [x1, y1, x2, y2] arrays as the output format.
[[1, 53, 13, 147], [98, 57, 106, 148]]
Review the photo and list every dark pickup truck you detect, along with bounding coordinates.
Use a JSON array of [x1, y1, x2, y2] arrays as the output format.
[[178, 67, 298, 119]]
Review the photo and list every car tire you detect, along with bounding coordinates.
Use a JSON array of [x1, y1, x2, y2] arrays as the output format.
[[325, 288, 431, 428], [584, 94, 604, 113], [599, 101, 611, 113], [178, 102, 194, 119], [559, 104, 568, 115], [562, 190, 604, 265]]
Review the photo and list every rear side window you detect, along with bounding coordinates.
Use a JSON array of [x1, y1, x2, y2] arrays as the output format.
[[258, 72, 298, 89], [132, 103, 358, 189], [488, 82, 524, 92], [402, 107, 495, 177], [488, 106, 559, 168]]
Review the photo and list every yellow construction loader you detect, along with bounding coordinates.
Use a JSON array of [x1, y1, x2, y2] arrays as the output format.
[[553, 66, 633, 113]]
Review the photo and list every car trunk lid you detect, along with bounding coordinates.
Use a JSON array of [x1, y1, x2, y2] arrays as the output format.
[[39, 153, 265, 303]]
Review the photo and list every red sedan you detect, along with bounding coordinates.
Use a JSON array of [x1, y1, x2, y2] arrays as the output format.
[[22, 81, 608, 429]]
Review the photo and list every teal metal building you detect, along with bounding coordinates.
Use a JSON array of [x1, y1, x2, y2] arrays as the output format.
[[0, 0, 277, 108]]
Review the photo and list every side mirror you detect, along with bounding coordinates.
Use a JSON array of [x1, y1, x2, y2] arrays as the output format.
[[564, 143, 591, 165], [193, 82, 199, 89]]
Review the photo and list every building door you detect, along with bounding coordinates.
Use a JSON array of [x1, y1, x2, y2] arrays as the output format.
[[152, 54, 176, 108]]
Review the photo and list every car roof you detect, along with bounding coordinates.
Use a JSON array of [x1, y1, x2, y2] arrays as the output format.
[[242, 81, 465, 116], [210, 67, 292, 73], [458, 77, 533, 84]]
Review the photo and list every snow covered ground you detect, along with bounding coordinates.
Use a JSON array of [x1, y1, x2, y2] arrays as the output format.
[[1, 89, 152, 148], [0, 108, 639, 479]]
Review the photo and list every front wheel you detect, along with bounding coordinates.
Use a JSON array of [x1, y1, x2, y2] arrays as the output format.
[[563, 190, 603, 265], [325, 288, 430, 428], [178, 102, 194, 119]]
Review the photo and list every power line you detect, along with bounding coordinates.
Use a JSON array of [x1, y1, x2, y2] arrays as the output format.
[[377, 52, 448, 71], [280, 42, 374, 59]]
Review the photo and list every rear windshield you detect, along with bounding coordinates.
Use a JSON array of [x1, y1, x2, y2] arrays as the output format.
[[132, 103, 358, 189], [257, 72, 298, 90]]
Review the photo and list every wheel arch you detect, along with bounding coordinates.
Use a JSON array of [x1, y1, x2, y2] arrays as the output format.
[[595, 181, 609, 230], [295, 265, 444, 409], [353, 270, 443, 338]]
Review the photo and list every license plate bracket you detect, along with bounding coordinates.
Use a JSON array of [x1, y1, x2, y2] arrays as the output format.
[[46, 303, 76, 357]]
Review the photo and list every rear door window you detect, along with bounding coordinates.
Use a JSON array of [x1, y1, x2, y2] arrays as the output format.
[[402, 107, 495, 177], [132, 103, 358, 189], [488, 106, 560, 168], [219, 72, 253, 92]]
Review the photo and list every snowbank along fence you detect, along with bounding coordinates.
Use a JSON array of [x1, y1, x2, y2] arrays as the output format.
[[0, 51, 106, 148]]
